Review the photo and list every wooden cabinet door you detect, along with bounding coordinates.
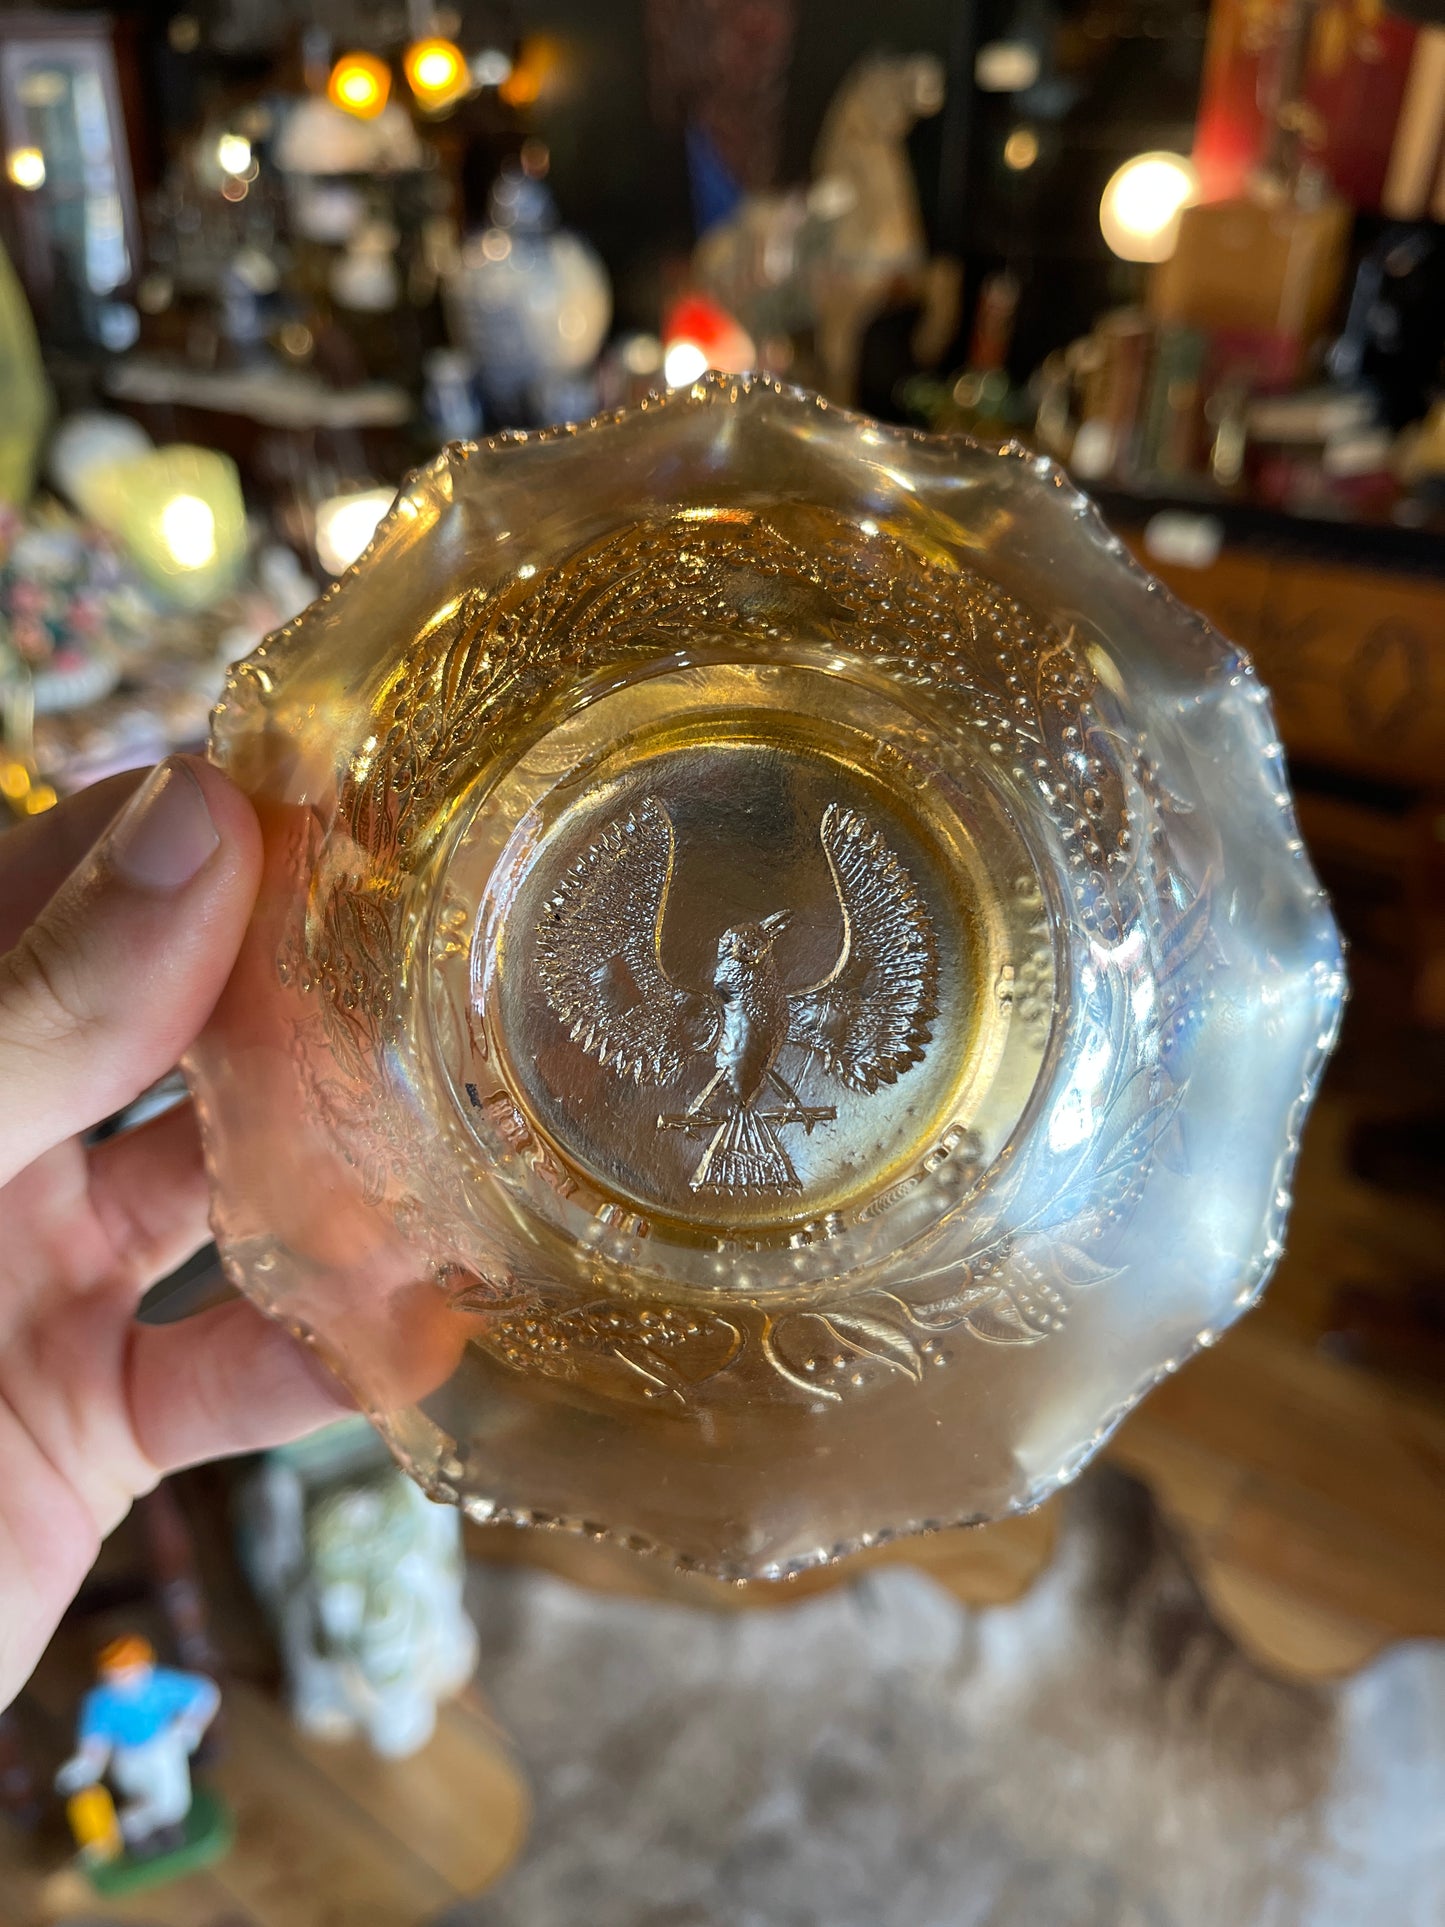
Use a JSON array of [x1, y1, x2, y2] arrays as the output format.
[[1140, 549, 1272, 655], [1130, 542, 1445, 787], [1253, 563, 1445, 786]]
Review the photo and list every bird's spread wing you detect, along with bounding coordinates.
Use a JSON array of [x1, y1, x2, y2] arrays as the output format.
[[535, 797, 709, 1087], [788, 804, 937, 1093]]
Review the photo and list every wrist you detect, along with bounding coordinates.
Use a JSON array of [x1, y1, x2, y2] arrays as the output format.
[[0, 1431, 103, 1716]]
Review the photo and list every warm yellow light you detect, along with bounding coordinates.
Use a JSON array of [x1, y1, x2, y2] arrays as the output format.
[[315, 487, 395, 578], [6, 147, 45, 190], [159, 493, 218, 570], [216, 132, 252, 176], [86, 445, 245, 607], [1003, 127, 1039, 171], [975, 40, 1040, 93], [416, 49, 455, 87], [328, 52, 390, 120], [663, 341, 709, 389], [1099, 151, 1196, 264], [405, 37, 466, 106], [0, 762, 57, 814], [498, 36, 556, 108]]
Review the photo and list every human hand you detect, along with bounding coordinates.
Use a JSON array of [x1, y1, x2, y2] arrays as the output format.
[[0, 758, 346, 1713]]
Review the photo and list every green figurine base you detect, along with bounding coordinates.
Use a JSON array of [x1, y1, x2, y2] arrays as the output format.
[[84, 1788, 233, 1898]]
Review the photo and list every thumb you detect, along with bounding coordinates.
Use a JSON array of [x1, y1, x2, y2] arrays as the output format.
[[0, 756, 261, 1187]]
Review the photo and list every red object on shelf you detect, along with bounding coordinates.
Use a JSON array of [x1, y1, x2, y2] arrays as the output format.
[[661, 292, 756, 372], [1193, 0, 1418, 211]]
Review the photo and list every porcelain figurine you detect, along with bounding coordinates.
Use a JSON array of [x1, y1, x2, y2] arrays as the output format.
[[810, 53, 945, 401], [241, 1429, 477, 1759], [446, 168, 611, 426], [56, 1636, 219, 1858]]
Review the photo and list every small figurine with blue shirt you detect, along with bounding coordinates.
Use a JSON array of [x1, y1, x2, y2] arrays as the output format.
[[56, 1635, 220, 1858]]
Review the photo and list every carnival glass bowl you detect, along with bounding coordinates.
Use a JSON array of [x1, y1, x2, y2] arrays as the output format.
[[190, 376, 1344, 1577]]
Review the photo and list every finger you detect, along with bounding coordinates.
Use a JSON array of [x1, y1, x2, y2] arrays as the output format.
[[88, 1100, 213, 1289], [0, 770, 144, 949], [0, 757, 261, 1189], [126, 1299, 352, 1476]]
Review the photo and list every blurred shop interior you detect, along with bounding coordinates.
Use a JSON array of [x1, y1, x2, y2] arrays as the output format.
[[2, 0, 1445, 1915]]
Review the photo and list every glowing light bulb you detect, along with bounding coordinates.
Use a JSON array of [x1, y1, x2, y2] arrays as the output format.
[[663, 341, 710, 388], [328, 52, 391, 120], [216, 132, 251, 177], [159, 494, 218, 570], [1003, 127, 1039, 172], [975, 41, 1040, 92], [1099, 152, 1196, 264], [405, 37, 467, 107], [6, 147, 45, 190], [416, 48, 455, 87], [315, 487, 395, 578]]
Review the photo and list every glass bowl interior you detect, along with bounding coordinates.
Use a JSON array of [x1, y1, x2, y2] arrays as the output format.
[[189, 376, 1344, 1577]]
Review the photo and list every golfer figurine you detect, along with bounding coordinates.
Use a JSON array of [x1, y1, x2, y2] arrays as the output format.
[[56, 1635, 219, 1856]]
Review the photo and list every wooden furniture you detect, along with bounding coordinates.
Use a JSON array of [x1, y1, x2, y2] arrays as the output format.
[[1114, 504, 1445, 1391], [1107, 500, 1445, 1030], [1135, 542, 1445, 790]]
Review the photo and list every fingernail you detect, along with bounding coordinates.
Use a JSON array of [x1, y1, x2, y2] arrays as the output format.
[[106, 762, 220, 892]]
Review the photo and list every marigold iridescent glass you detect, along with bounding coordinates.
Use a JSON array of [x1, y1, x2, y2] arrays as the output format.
[[190, 377, 1345, 1576]]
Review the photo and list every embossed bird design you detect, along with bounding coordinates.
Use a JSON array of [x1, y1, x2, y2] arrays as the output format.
[[535, 797, 938, 1195]]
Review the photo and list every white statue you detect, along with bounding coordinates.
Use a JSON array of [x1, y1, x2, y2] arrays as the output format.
[[810, 52, 946, 403], [242, 1436, 478, 1760]]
